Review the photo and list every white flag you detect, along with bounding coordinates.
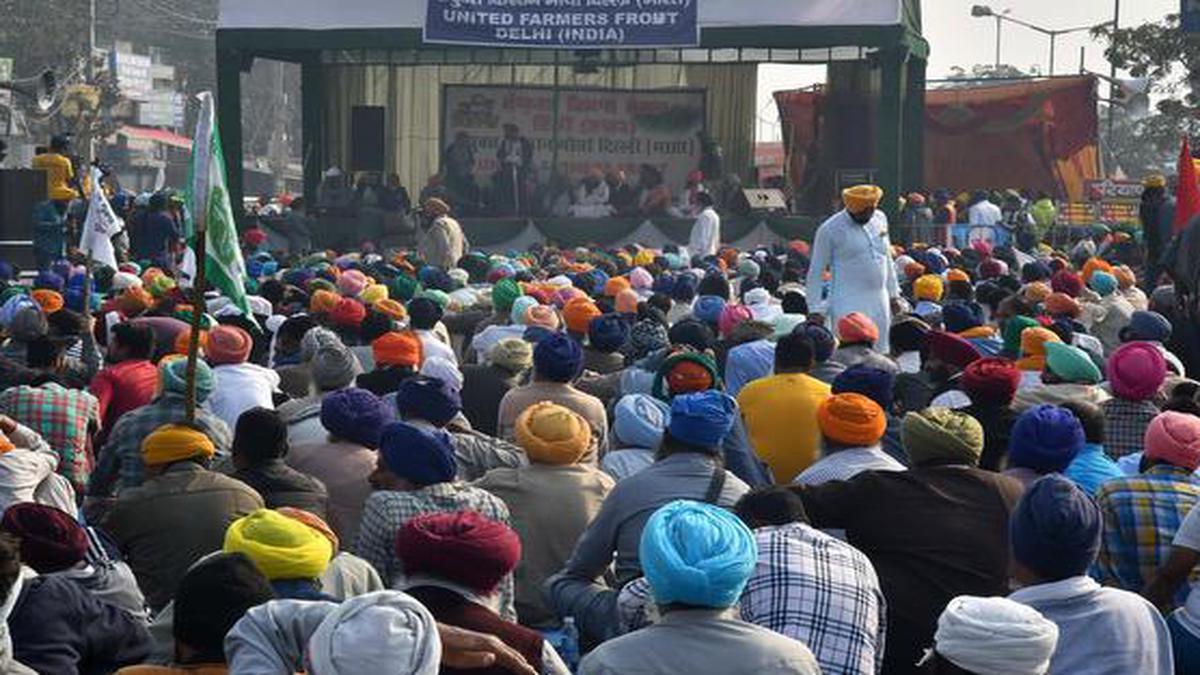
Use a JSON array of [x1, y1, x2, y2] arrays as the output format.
[[79, 168, 119, 270]]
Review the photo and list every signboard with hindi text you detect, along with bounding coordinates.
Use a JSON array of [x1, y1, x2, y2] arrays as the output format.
[[441, 84, 705, 190], [424, 0, 699, 49], [1084, 179, 1143, 227]]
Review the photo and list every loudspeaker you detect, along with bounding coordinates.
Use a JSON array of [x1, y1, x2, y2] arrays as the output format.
[[741, 188, 788, 212], [0, 169, 44, 271], [350, 106, 385, 173]]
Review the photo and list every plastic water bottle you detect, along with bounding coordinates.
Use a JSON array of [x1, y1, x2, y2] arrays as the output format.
[[560, 616, 581, 671]]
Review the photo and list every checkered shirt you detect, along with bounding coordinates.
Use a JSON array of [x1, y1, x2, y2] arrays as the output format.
[[352, 482, 516, 620], [0, 382, 99, 488], [741, 523, 887, 675], [87, 394, 233, 498], [1095, 465, 1200, 605], [1101, 398, 1160, 459]]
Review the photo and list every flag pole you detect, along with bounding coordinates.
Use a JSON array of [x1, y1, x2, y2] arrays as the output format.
[[184, 233, 207, 423]]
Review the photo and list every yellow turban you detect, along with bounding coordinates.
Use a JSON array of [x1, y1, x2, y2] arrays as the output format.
[[842, 185, 883, 213], [634, 249, 657, 267], [141, 424, 216, 466], [310, 289, 340, 314], [224, 509, 333, 581], [913, 274, 944, 302], [359, 284, 389, 306], [373, 298, 408, 322], [515, 401, 592, 465], [1144, 174, 1167, 189]]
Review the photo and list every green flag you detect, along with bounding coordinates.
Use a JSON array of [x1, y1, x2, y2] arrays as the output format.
[[186, 91, 253, 320]]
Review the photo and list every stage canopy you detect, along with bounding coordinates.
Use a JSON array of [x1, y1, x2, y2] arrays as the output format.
[[215, 0, 928, 241]]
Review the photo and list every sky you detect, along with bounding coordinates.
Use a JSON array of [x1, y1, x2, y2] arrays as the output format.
[[755, 0, 1177, 141]]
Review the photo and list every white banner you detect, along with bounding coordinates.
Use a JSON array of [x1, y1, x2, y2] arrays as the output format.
[[443, 84, 705, 191], [80, 168, 120, 270]]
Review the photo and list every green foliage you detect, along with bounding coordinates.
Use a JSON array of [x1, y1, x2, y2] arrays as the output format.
[[1093, 13, 1200, 176]]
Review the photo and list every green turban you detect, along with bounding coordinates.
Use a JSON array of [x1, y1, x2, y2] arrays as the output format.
[[902, 407, 984, 467], [417, 289, 450, 311], [1002, 316, 1040, 356], [159, 355, 215, 403], [492, 278, 523, 313], [390, 274, 421, 302]]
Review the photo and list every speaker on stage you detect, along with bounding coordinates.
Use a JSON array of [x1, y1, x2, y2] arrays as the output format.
[[0, 169, 44, 271], [350, 106, 385, 173], [734, 188, 788, 216]]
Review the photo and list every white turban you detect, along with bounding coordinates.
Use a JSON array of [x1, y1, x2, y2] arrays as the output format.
[[420, 356, 464, 391], [933, 596, 1058, 675], [307, 591, 440, 675]]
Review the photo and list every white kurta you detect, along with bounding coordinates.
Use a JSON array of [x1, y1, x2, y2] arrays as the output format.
[[687, 207, 721, 260], [805, 209, 900, 353]]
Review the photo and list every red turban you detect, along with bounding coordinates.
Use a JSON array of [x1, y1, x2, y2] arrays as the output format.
[[0, 503, 87, 573], [926, 331, 982, 370], [1050, 271, 1084, 298], [395, 511, 521, 594], [330, 297, 367, 328], [962, 357, 1021, 406], [207, 325, 252, 365]]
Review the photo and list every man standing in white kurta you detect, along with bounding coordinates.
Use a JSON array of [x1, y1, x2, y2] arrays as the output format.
[[805, 185, 902, 353], [687, 191, 720, 262]]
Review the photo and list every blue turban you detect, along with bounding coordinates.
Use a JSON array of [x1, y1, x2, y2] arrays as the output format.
[[693, 295, 726, 325], [261, 261, 279, 277], [832, 365, 895, 411], [533, 332, 584, 382], [1088, 271, 1118, 297], [652, 274, 676, 297], [396, 375, 462, 427], [586, 269, 609, 296], [922, 251, 948, 275], [0, 262, 12, 282], [247, 259, 266, 279], [33, 271, 64, 292], [282, 268, 315, 288], [1011, 474, 1101, 581], [639, 500, 757, 609], [1021, 260, 1052, 283], [793, 323, 836, 362], [614, 394, 670, 449], [1008, 405, 1085, 473], [321, 388, 389, 449], [669, 391, 736, 448], [671, 275, 698, 303], [942, 302, 984, 333], [588, 314, 629, 353], [509, 296, 539, 326], [160, 356, 215, 402], [1121, 310, 1172, 343], [379, 422, 457, 486]]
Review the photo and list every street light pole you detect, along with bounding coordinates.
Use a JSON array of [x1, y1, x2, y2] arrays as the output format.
[[1108, 0, 1120, 137], [994, 16, 1003, 68], [1049, 33, 1056, 76]]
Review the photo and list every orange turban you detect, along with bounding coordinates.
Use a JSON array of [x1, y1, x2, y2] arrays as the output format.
[[117, 287, 153, 317], [372, 330, 422, 368], [842, 185, 883, 212], [818, 393, 887, 447], [1044, 293, 1081, 318], [142, 424, 216, 466], [615, 289, 640, 314], [30, 290, 63, 314], [1081, 257, 1114, 284], [946, 269, 970, 283], [604, 276, 632, 298], [174, 328, 209, 356], [310, 289, 340, 314], [1113, 265, 1136, 290], [904, 262, 926, 281], [1016, 327, 1060, 372], [563, 298, 602, 334], [514, 401, 592, 465], [373, 299, 407, 322]]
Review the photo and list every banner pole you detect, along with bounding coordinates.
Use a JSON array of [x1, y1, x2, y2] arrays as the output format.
[[183, 233, 208, 423]]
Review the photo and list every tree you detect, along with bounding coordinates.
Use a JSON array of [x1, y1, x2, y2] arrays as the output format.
[[1093, 13, 1200, 177]]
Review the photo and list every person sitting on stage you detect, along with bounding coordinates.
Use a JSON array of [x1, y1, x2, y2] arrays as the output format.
[[570, 169, 613, 219], [637, 164, 672, 217]]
